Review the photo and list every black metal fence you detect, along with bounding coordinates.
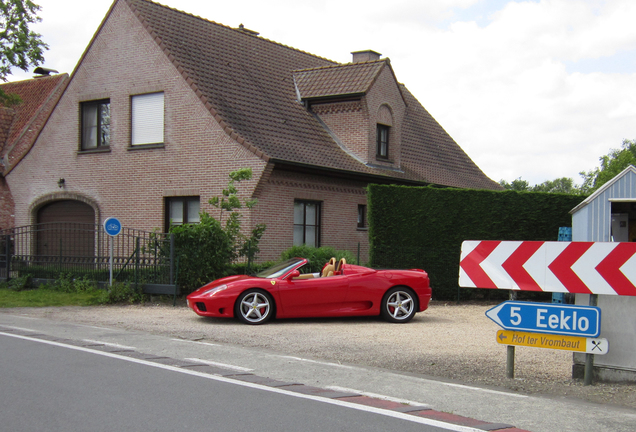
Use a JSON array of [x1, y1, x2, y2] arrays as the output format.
[[0, 223, 177, 295]]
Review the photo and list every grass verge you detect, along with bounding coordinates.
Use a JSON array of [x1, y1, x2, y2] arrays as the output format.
[[0, 287, 103, 308], [0, 274, 147, 307]]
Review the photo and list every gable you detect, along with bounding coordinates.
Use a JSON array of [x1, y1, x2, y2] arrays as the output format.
[[571, 165, 636, 214]]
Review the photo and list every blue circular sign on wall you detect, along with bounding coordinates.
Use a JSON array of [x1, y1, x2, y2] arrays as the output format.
[[103, 217, 122, 236]]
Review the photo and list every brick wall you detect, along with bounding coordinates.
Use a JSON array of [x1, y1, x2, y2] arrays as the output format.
[[0, 177, 14, 230], [312, 100, 369, 163], [253, 169, 370, 263]]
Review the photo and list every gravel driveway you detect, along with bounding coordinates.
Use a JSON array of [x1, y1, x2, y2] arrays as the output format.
[[2, 301, 634, 409]]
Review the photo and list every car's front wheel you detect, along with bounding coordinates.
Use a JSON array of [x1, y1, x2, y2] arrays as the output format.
[[381, 287, 418, 323], [235, 289, 275, 325]]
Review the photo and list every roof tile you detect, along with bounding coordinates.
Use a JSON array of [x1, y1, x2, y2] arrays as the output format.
[[294, 61, 386, 100], [0, 74, 68, 173]]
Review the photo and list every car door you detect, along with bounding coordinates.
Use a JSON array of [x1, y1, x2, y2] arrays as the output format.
[[277, 275, 349, 318]]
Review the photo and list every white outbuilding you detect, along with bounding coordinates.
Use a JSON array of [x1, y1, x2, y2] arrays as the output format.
[[570, 165, 636, 381]]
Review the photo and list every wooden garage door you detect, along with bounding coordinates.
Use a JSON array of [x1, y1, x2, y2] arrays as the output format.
[[36, 200, 95, 258]]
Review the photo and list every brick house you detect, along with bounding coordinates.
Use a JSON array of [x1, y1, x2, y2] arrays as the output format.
[[1, 0, 500, 263]]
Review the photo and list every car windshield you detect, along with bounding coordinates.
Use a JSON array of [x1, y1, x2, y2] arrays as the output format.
[[256, 258, 305, 279]]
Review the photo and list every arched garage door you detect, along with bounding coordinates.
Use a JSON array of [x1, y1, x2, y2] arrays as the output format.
[[36, 200, 95, 258]]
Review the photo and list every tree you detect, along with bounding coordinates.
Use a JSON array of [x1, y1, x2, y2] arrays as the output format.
[[500, 177, 583, 195], [579, 139, 636, 194], [531, 177, 580, 194], [209, 167, 266, 261], [499, 178, 531, 191], [0, 0, 48, 105]]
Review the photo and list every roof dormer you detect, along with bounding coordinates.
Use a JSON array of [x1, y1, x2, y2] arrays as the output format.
[[293, 56, 406, 168]]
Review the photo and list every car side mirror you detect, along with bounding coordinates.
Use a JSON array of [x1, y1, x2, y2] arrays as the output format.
[[289, 270, 300, 279]]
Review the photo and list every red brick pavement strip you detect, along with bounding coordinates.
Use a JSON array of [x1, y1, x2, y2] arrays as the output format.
[[336, 395, 529, 432]]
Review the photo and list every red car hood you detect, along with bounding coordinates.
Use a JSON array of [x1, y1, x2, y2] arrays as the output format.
[[191, 274, 253, 295]]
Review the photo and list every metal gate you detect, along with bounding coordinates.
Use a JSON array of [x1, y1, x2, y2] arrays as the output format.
[[0, 223, 178, 295]]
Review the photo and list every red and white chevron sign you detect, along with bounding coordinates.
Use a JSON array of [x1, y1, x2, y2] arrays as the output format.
[[459, 241, 636, 296]]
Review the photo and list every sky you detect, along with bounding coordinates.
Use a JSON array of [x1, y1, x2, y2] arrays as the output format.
[[7, 0, 636, 186]]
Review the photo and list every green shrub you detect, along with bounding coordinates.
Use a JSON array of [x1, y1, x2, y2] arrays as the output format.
[[280, 245, 356, 273], [171, 212, 234, 293], [97, 282, 145, 304], [45, 273, 98, 293], [171, 168, 267, 294], [8, 274, 32, 292], [229, 261, 277, 276]]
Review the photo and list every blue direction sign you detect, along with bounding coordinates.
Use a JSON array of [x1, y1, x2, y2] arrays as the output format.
[[486, 301, 601, 338], [103, 217, 122, 236]]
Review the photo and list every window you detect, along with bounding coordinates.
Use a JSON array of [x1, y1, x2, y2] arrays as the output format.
[[132, 92, 164, 146], [293, 200, 321, 247], [357, 204, 367, 229], [81, 99, 110, 150], [165, 197, 200, 231], [376, 124, 389, 159]]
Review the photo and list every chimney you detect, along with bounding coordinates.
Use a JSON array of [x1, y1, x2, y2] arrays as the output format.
[[351, 50, 382, 63], [33, 67, 59, 77], [236, 23, 259, 36]]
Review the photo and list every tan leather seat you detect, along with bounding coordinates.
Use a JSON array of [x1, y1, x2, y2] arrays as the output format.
[[336, 257, 346, 274], [322, 257, 336, 277]]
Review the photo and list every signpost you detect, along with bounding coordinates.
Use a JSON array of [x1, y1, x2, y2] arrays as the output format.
[[458, 240, 628, 384], [103, 217, 122, 286], [496, 330, 608, 355], [485, 301, 601, 338]]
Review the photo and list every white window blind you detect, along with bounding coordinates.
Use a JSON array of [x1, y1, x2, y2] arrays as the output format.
[[131, 92, 164, 145]]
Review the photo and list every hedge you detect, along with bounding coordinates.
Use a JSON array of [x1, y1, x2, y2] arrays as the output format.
[[368, 185, 586, 300]]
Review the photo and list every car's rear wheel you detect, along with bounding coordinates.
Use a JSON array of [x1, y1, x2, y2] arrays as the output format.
[[381, 287, 418, 323], [235, 289, 274, 325]]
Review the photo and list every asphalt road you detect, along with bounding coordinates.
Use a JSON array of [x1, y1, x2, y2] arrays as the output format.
[[1, 311, 635, 432], [0, 333, 464, 432]]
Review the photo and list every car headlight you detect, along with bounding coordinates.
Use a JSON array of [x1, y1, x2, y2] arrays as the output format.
[[202, 284, 228, 296]]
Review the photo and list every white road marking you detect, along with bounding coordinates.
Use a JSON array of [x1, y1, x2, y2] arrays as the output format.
[[327, 386, 431, 407], [184, 358, 253, 372], [0, 331, 487, 432], [75, 324, 116, 331], [1, 325, 38, 332], [276, 355, 357, 369], [276, 353, 526, 398], [82, 339, 136, 350], [170, 338, 220, 347], [411, 379, 528, 398]]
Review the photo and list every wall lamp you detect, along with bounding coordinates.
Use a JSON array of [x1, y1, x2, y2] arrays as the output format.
[[57, 178, 65, 188]]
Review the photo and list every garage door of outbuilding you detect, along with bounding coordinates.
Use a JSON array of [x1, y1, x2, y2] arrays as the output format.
[[36, 200, 96, 258]]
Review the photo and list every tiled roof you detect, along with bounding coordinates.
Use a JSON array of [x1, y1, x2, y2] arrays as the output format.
[[125, 0, 500, 190], [400, 86, 499, 190], [0, 74, 69, 174], [293, 61, 386, 100], [0, 108, 14, 154]]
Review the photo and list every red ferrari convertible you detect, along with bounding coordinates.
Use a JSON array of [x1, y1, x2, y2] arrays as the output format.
[[186, 257, 432, 325]]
